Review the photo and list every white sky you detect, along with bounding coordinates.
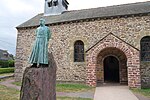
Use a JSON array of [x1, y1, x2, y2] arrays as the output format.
[[0, 0, 148, 55]]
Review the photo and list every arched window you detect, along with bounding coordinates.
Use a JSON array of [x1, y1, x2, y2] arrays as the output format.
[[48, 1, 52, 7], [53, 0, 58, 6], [74, 40, 84, 62], [48, 0, 58, 7], [141, 36, 150, 61]]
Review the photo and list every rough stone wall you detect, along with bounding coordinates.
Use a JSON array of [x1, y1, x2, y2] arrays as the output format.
[[15, 15, 150, 87], [15, 28, 36, 81], [141, 62, 150, 88]]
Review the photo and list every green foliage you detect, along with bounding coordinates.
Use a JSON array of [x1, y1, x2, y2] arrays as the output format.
[[13, 82, 94, 92], [0, 68, 14, 74], [56, 83, 93, 92], [131, 88, 150, 97], [0, 60, 15, 68], [8, 60, 15, 67], [0, 60, 9, 68]]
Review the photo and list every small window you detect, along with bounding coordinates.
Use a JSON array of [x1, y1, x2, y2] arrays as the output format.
[[141, 36, 150, 61], [48, 1, 52, 7], [53, 0, 58, 6], [74, 40, 84, 62], [3, 53, 8, 57], [48, 0, 58, 7]]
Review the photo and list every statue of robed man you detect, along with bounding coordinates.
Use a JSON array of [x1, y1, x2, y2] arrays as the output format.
[[28, 18, 51, 67]]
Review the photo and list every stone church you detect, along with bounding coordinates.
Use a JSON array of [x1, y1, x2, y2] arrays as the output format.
[[15, 0, 150, 88]]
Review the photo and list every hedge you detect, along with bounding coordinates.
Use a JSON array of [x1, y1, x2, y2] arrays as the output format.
[[0, 60, 15, 68], [0, 68, 14, 74]]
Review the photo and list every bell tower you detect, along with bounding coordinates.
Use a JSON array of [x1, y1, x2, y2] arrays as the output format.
[[44, 0, 69, 16]]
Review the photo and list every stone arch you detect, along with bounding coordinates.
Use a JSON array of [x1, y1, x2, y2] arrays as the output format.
[[96, 47, 128, 85], [86, 33, 141, 88]]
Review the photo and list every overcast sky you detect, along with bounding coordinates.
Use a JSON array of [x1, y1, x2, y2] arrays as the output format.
[[0, 0, 148, 55]]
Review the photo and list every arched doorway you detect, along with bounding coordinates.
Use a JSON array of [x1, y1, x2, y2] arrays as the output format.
[[104, 56, 119, 83], [86, 33, 141, 88], [96, 47, 128, 85]]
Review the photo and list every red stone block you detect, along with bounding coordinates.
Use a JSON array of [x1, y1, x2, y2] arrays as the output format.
[[20, 66, 56, 100]]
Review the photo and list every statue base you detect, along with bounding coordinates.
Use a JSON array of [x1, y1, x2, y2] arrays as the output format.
[[20, 65, 56, 100]]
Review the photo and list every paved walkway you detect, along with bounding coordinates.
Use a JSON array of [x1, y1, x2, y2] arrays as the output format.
[[0, 79, 21, 90], [94, 85, 139, 100], [0, 74, 14, 79]]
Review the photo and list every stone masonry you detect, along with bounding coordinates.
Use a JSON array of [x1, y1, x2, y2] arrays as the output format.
[[15, 14, 150, 88], [86, 33, 141, 88], [96, 47, 128, 84]]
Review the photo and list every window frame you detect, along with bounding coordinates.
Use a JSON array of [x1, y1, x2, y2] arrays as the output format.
[[74, 40, 85, 62], [140, 36, 150, 62]]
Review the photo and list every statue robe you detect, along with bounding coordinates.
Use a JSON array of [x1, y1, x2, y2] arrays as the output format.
[[29, 26, 51, 64]]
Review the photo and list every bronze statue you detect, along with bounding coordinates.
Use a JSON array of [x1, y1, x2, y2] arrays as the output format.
[[28, 18, 51, 67]]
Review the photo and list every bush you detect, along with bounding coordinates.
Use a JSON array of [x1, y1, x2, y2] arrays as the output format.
[[0, 68, 14, 74], [8, 60, 15, 67], [0, 60, 8, 68], [0, 60, 15, 68]]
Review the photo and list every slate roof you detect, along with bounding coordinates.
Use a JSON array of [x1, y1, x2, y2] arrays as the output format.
[[0, 49, 14, 61], [17, 1, 150, 28]]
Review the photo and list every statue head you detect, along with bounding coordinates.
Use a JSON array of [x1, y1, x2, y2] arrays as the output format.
[[39, 18, 46, 26]]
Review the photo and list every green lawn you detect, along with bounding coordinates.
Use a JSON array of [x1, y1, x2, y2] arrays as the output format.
[[131, 88, 150, 98], [12, 81, 21, 86], [0, 84, 92, 100], [0, 85, 19, 100], [0, 68, 14, 74], [56, 83, 94, 92], [13, 81, 94, 92]]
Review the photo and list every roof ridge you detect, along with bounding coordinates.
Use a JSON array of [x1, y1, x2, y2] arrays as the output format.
[[30, 1, 150, 16], [66, 1, 150, 12], [17, 1, 150, 28]]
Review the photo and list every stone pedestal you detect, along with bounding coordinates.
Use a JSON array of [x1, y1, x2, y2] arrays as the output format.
[[20, 53, 56, 100]]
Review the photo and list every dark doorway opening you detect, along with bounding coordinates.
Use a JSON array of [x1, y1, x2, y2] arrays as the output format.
[[104, 56, 119, 83]]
